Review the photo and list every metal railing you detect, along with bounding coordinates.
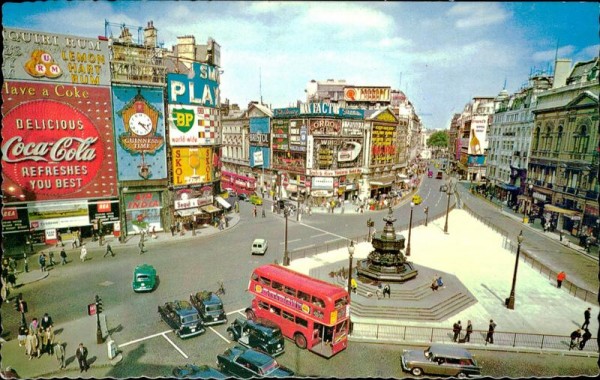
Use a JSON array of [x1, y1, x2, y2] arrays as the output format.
[[350, 323, 599, 353]]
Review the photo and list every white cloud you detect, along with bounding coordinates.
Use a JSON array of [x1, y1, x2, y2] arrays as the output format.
[[532, 45, 576, 62], [378, 37, 412, 49], [578, 44, 600, 60], [447, 3, 509, 29]]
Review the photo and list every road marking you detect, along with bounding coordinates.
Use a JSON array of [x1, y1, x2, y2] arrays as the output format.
[[228, 308, 248, 317], [311, 233, 328, 238], [300, 224, 349, 241], [295, 244, 315, 251], [162, 332, 189, 358], [279, 238, 300, 245], [324, 238, 343, 244], [210, 326, 231, 343], [119, 330, 172, 348]]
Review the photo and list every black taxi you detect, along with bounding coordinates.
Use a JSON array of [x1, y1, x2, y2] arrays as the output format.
[[189, 291, 227, 326], [158, 300, 206, 339]]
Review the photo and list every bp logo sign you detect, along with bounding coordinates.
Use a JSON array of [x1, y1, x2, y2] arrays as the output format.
[[172, 108, 195, 133]]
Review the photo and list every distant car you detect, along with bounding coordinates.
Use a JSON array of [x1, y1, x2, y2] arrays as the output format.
[[249, 194, 263, 205], [238, 193, 248, 202], [158, 300, 206, 339], [436, 171, 443, 179], [428, 170, 433, 178], [251, 239, 268, 255], [401, 344, 481, 378], [224, 188, 237, 199], [412, 194, 423, 205], [226, 318, 285, 356], [172, 364, 227, 379], [217, 345, 294, 378], [189, 291, 227, 326], [132, 264, 157, 292]]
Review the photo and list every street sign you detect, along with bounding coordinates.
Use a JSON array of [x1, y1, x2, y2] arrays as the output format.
[[88, 303, 97, 316]]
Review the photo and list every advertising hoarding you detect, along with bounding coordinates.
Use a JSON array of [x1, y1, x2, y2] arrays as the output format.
[[344, 87, 390, 102], [124, 192, 162, 233], [168, 104, 220, 146], [167, 62, 220, 107], [289, 119, 307, 149], [370, 124, 397, 165], [171, 147, 213, 185], [112, 85, 167, 181], [27, 200, 90, 231], [1, 81, 117, 202], [2, 28, 111, 86], [468, 115, 488, 155], [272, 119, 289, 151], [250, 147, 270, 168], [308, 119, 341, 136]]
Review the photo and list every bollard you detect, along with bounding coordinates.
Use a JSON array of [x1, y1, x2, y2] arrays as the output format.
[[107, 339, 117, 359]]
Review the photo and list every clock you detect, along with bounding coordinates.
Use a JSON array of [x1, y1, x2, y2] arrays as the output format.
[[129, 112, 153, 136]]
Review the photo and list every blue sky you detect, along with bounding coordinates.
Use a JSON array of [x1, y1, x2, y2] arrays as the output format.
[[3, 1, 598, 129]]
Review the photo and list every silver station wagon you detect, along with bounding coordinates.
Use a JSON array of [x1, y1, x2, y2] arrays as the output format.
[[401, 344, 482, 378]]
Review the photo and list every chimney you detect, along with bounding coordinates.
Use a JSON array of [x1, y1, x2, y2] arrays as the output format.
[[552, 59, 572, 89], [119, 27, 133, 44], [144, 20, 157, 48]]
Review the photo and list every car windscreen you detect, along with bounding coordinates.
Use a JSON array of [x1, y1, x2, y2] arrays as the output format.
[[136, 275, 149, 281], [206, 304, 223, 312], [181, 314, 199, 324]]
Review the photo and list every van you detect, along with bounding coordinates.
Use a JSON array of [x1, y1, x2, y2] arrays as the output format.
[[251, 239, 268, 255]]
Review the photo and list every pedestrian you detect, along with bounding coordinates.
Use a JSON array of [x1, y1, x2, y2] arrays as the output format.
[[29, 317, 39, 333], [350, 278, 357, 294], [464, 320, 473, 343], [261, 208, 266, 218], [103, 242, 115, 257], [17, 325, 27, 347], [436, 275, 444, 288], [38, 252, 47, 272], [383, 284, 391, 298], [582, 307, 591, 329], [139, 240, 145, 255], [76, 343, 90, 372], [556, 271, 566, 288], [431, 275, 439, 291], [80, 244, 88, 262], [56, 232, 64, 247], [579, 328, 592, 350], [41, 313, 54, 330], [55, 340, 66, 369], [253, 206, 257, 218], [0, 277, 8, 303], [170, 224, 175, 236], [485, 319, 496, 345], [41, 326, 55, 356], [452, 320, 462, 342], [48, 251, 56, 266], [25, 328, 39, 360], [569, 328, 581, 350], [7, 272, 16, 289], [8, 257, 17, 273], [60, 248, 68, 265]]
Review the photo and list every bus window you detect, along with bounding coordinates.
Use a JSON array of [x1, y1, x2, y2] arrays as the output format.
[[251, 272, 259, 281], [260, 276, 271, 286], [270, 305, 281, 315], [311, 296, 325, 308], [282, 310, 294, 322], [297, 290, 310, 302], [334, 296, 348, 308], [283, 285, 296, 297], [272, 281, 283, 291], [258, 301, 270, 310], [295, 316, 308, 328]]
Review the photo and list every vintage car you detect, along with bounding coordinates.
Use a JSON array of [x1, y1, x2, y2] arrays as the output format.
[[428, 170, 433, 178], [251, 239, 268, 255], [172, 364, 227, 379], [238, 193, 248, 202], [132, 264, 157, 292], [226, 318, 285, 356], [216, 345, 294, 378], [401, 344, 481, 378], [412, 194, 423, 205], [158, 300, 206, 339], [189, 291, 227, 326], [249, 194, 263, 205], [436, 171, 444, 179]]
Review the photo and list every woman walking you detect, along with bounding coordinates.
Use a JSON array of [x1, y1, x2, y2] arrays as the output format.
[[25, 329, 39, 360]]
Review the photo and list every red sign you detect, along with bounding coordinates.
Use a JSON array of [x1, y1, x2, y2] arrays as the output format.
[[2, 207, 18, 220], [97, 201, 111, 213], [87, 303, 97, 316], [1, 81, 117, 202]]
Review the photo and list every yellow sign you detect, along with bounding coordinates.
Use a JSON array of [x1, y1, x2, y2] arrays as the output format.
[[330, 310, 338, 325], [172, 147, 212, 185]]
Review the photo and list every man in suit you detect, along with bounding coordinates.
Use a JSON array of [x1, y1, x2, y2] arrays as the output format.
[[76, 343, 89, 372]]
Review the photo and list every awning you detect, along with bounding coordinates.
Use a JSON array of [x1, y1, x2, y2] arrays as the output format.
[[497, 183, 519, 191], [201, 205, 221, 213], [544, 204, 579, 215], [176, 208, 202, 217], [215, 196, 231, 209], [370, 176, 396, 187]]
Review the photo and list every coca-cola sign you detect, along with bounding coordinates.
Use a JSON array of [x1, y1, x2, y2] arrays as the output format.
[[1, 81, 117, 201]]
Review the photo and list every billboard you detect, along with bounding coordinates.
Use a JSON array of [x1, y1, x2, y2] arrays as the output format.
[[272, 119, 289, 151], [112, 86, 167, 181], [344, 87, 390, 102], [168, 105, 219, 146], [171, 147, 213, 185], [124, 191, 162, 233], [468, 115, 488, 155], [370, 124, 397, 165], [249, 146, 270, 168], [28, 200, 90, 231], [167, 62, 220, 108], [2, 28, 111, 86], [1, 81, 117, 202]]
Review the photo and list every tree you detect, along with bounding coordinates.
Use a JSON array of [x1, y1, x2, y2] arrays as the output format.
[[427, 130, 449, 148]]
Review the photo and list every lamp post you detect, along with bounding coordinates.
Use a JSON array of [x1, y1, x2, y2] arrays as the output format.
[[283, 206, 290, 266], [424, 206, 429, 227], [443, 178, 454, 234], [406, 202, 414, 256], [506, 231, 524, 310], [347, 241, 355, 303]]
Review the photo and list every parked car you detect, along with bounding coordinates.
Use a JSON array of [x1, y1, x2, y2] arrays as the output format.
[[251, 239, 268, 255], [428, 170, 433, 178], [158, 300, 206, 339], [436, 171, 444, 179], [401, 344, 481, 378], [217, 345, 294, 378], [226, 318, 285, 356], [189, 291, 227, 326], [412, 194, 423, 205], [172, 364, 227, 379], [224, 188, 237, 199], [249, 194, 263, 205], [132, 264, 157, 293], [238, 193, 248, 202]]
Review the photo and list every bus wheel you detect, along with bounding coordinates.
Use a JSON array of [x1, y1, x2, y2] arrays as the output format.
[[294, 333, 307, 349], [245, 308, 256, 320]]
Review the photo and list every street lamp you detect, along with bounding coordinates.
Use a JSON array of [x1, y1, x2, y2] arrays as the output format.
[[347, 241, 355, 303], [506, 231, 524, 310], [283, 206, 290, 266], [443, 178, 455, 234], [406, 202, 414, 256], [424, 206, 429, 227]]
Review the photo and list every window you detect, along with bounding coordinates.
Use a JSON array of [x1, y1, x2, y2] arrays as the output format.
[[259, 276, 271, 286], [297, 290, 311, 302], [283, 285, 296, 297], [269, 305, 281, 315], [311, 296, 325, 308], [533, 127, 540, 151], [295, 316, 308, 328], [258, 301, 270, 310], [272, 281, 283, 291], [555, 126, 563, 151], [282, 310, 294, 322], [574, 125, 589, 153]]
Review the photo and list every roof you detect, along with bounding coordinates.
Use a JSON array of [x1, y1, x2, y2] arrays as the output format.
[[238, 347, 274, 366], [428, 344, 474, 359], [248, 102, 273, 117]]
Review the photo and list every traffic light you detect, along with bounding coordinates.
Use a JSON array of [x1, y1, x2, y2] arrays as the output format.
[[14, 297, 20, 312], [367, 218, 374, 228], [424, 206, 429, 214], [95, 295, 103, 314]]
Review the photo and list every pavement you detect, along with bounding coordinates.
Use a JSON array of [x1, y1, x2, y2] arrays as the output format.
[[2, 184, 598, 377]]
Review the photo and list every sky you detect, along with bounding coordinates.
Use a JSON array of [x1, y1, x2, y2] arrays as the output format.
[[2, 1, 598, 130]]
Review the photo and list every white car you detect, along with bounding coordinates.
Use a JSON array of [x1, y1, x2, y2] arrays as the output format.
[[251, 239, 268, 255]]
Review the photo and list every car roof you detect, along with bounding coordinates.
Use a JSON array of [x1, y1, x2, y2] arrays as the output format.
[[239, 347, 274, 366], [168, 300, 198, 316], [246, 318, 280, 333], [253, 239, 266, 244], [427, 344, 474, 359], [134, 264, 156, 274]]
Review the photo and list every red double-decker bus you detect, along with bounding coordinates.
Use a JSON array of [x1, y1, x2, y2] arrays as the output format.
[[247, 264, 350, 358]]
